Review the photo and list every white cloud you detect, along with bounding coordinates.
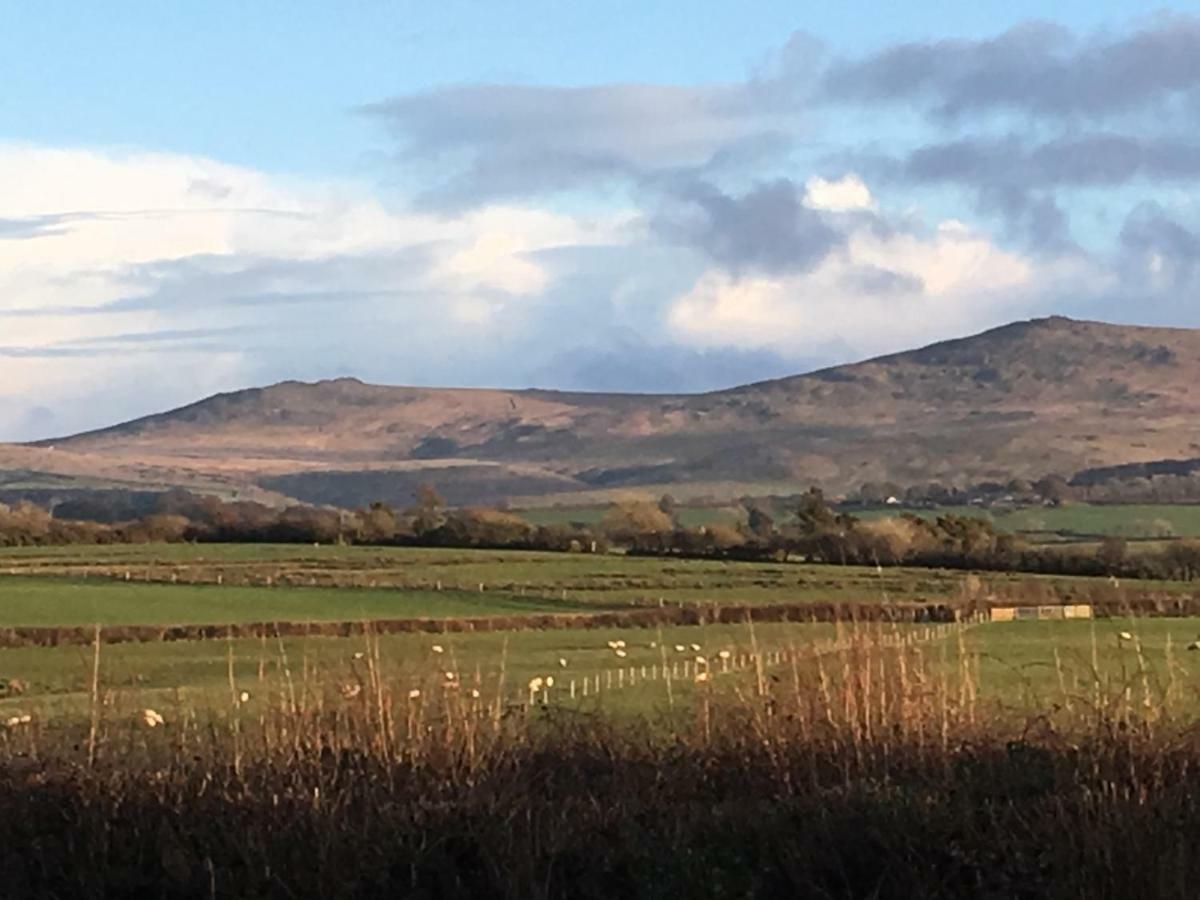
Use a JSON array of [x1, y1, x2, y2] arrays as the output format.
[[803, 173, 875, 211], [668, 211, 1044, 355], [0, 144, 632, 439]]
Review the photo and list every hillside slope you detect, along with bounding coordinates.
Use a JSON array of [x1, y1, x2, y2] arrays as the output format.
[[7, 316, 1200, 507]]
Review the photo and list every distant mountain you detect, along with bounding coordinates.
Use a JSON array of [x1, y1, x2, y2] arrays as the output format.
[[6, 316, 1200, 508]]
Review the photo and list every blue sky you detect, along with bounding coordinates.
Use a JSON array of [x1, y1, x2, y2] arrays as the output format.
[[1, 2, 1199, 439], [1, 1, 1148, 173]]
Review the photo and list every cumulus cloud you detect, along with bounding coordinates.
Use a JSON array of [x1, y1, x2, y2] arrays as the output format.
[[667, 215, 1050, 356]]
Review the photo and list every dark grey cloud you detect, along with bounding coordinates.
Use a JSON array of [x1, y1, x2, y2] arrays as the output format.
[[823, 15, 1200, 119], [905, 135, 1200, 187], [975, 184, 1074, 252], [650, 178, 841, 274], [1120, 202, 1200, 288], [860, 133, 1200, 250]]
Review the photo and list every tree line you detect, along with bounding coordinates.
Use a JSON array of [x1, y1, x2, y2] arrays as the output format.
[[3, 485, 1200, 582]]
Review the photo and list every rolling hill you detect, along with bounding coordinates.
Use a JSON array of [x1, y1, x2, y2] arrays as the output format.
[[5, 315, 1200, 509]]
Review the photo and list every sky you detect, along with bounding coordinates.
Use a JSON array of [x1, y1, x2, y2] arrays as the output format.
[[2, 1, 1199, 440]]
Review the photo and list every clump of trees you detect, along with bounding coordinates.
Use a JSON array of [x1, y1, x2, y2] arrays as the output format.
[[620, 489, 1200, 582], [0, 489, 607, 555]]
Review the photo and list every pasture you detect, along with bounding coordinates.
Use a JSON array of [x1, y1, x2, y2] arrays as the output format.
[[517, 498, 1200, 542], [0, 619, 854, 719], [0, 577, 596, 627], [1, 541, 1199, 726], [0, 542, 1191, 610], [855, 501, 1200, 541]]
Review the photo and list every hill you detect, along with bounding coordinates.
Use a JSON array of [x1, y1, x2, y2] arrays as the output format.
[[6, 316, 1200, 508]]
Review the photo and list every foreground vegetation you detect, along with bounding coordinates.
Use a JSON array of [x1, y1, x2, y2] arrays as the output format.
[[4, 619, 1200, 897], [3, 538, 1200, 895]]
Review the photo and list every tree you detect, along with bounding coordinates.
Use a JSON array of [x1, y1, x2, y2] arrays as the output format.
[[1164, 541, 1200, 581], [1034, 475, 1074, 506], [435, 508, 534, 547], [795, 488, 842, 535], [407, 484, 447, 536], [703, 523, 745, 551], [355, 502, 398, 543], [272, 506, 341, 544], [602, 501, 674, 550], [125, 514, 190, 543], [746, 506, 776, 540], [657, 494, 679, 524], [1098, 536, 1128, 573]]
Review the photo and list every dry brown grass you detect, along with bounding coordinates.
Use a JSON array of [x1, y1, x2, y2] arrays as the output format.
[[2, 620, 1200, 896]]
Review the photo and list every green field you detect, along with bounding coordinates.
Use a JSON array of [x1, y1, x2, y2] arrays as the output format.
[[0, 619, 846, 718], [1, 542, 1199, 728], [4, 613, 1197, 721], [2, 542, 1191, 610], [0, 577, 596, 627], [854, 502, 1200, 540], [965, 617, 1200, 710]]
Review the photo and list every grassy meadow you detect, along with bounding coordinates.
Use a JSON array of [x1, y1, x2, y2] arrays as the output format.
[[1, 542, 1198, 724], [520, 497, 1200, 542], [2, 541, 1193, 612], [852, 501, 1200, 540], [0, 577, 598, 627]]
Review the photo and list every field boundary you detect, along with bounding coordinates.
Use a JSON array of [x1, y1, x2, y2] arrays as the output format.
[[1, 592, 1196, 649], [0, 601, 963, 649]]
